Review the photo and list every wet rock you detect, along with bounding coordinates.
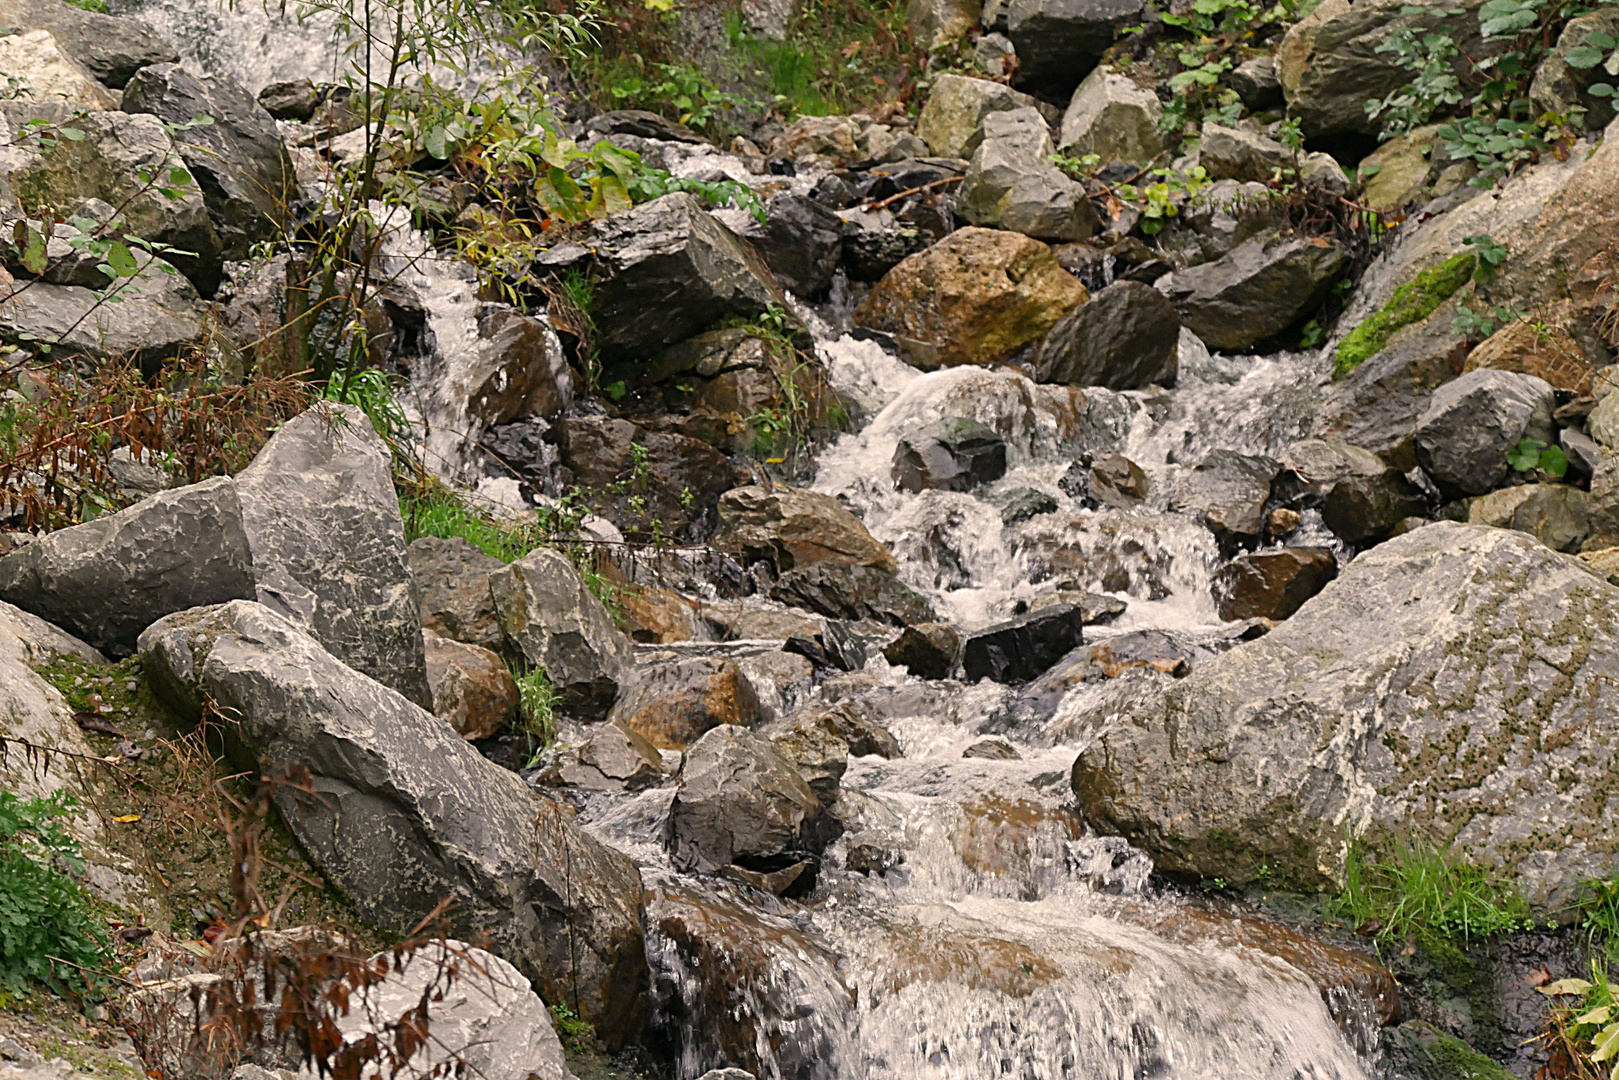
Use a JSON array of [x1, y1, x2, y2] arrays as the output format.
[[1157, 233, 1350, 350], [798, 701, 902, 760], [1198, 123, 1292, 183], [999, 487, 1058, 525], [1228, 56, 1282, 112], [553, 416, 735, 538], [489, 547, 633, 721], [614, 584, 700, 644], [769, 561, 936, 627], [1057, 65, 1164, 163], [139, 601, 650, 1046], [1379, 1021, 1516, 1080], [1032, 280, 1180, 390], [408, 536, 505, 653], [574, 193, 783, 364], [1467, 483, 1590, 554], [841, 219, 936, 282], [535, 721, 663, 792], [963, 738, 1020, 759], [959, 107, 1097, 241], [425, 305, 571, 428], [0, 477, 252, 658], [1215, 548, 1338, 621], [716, 485, 897, 574], [819, 619, 869, 672], [727, 193, 851, 297], [1273, 438, 1427, 545], [0, 0, 177, 88], [668, 725, 832, 889], [891, 416, 1008, 493], [121, 64, 294, 261], [1074, 591, 1127, 624], [1167, 449, 1277, 547], [852, 226, 1086, 369], [771, 715, 850, 803], [1070, 522, 1619, 910], [1059, 450, 1150, 509], [844, 831, 905, 875], [0, 29, 112, 110], [1530, 7, 1619, 134], [962, 602, 1086, 683], [1414, 369, 1557, 499], [1156, 179, 1285, 269], [237, 404, 432, 710], [1084, 630, 1193, 678], [423, 629, 518, 741], [607, 657, 761, 750], [914, 73, 1029, 159], [0, 254, 214, 365], [585, 109, 704, 143], [1005, 0, 1145, 96], [881, 622, 962, 679], [256, 78, 319, 120]]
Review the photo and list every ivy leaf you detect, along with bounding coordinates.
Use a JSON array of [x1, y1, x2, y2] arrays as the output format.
[[1506, 437, 1545, 472], [1565, 44, 1606, 69]]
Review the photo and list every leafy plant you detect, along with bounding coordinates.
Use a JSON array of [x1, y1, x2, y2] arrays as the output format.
[[1453, 301, 1520, 341], [1332, 837, 1535, 945], [512, 664, 560, 752], [1565, 26, 1619, 100], [0, 791, 113, 1001], [1541, 965, 1619, 1079], [548, 1002, 596, 1052], [1464, 234, 1509, 285], [325, 369, 411, 448], [1507, 436, 1569, 477], [1583, 875, 1619, 962], [1117, 166, 1213, 235]]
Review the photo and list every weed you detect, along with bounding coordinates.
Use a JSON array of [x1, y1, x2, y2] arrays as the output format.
[[0, 792, 113, 1002], [1539, 963, 1619, 1079], [511, 663, 560, 755], [1507, 436, 1569, 478], [548, 1002, 596, 1053], [1582, 875, 1619, 962], [402, 488, 547, 562], [1332, 837, 1534, 946]]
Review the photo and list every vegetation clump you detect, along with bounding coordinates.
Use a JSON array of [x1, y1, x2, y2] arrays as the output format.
[[0, 792, 113, 1002], [1332, 253, 1476, 378], [1331, 837, 1534, 945]]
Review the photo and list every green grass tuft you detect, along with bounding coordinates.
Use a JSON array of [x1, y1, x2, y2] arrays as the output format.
[[1333, 253, 1476, 379], [1332, 836, 1534, 945], [402, 490, 545, 563]]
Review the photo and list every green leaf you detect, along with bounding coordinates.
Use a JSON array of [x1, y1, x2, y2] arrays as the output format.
[[1593, 1022, 1619, 1062], [424, 125, 449, 160], [105, 241, 138, 278], [1537, 977, 1592, 995], [14, 222, 47, 275], [1565, 44, 1606, 69], [1591, 83, 1617, 98], [1539, 445, 1568, 478], [1577, 1005, 1613, 1026], [57, 126, 85, 141], [1507, 437, 1545, 472]]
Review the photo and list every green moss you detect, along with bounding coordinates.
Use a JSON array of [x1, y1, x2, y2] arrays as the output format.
[[1333, 254, 1477, 379]]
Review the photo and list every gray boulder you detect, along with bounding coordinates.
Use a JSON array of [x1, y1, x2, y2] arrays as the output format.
[[1414, 369, 1556, 498], [1071, 522, 1619, 911], [1058, 66, 1164, 163], [120, 64, 295, 261], [915, 73, 1028, 159], [0, 254, 213, 364], [1032, 280, 1180, 389], [769, 561, 937, 627], [1467, 483, 1591, 554], [535, 721, 663, 792], [574, 193, 784, 364], [1530, 7, 1619, 134], [1005, 0, 1145, 96], [958, 107, 1097, 241], [1167, 449, 1277, 547], [0, 0, 176, 87], [0, 477, 253, 658], [408, 535, 505, 653], [1156, 180, 1284, 268], [891, 417, 1008, 493], [880, 622, 962, 679], [1228, 56, 1282, 112], [1157, 233, 1350, 350], [235, 403, 432, 710], [1274, 438, 1428, 545], [668, 724, 831, 895], [1060, 450, 1150, 510], [727, 192, 851, 297], [137, 601, 650, 1047], [1198, 123, 1292, 182], [489, 547, 633, 720], [962, 602, 1086, 683]]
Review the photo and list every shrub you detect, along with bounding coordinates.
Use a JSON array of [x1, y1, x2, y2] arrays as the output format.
[[0, 791, 113, 1001]]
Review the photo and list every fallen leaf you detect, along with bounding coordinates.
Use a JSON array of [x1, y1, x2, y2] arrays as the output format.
[[1539, 977, 1594, 996], [111, 813, 141, 823], [75, 711, 123, 736]]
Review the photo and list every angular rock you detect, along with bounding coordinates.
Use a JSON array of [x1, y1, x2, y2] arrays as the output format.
[[1198, 123, 1292, 183], [1592, 391, 1619, 450], [715, 485, 896, 574], [999, 486, 1058, 525], [1032, 280, 1180, 389], [853, 227, 1086, 369], [962, 602, 1085, 683], [668, 724, 831, 890], [0, 0, 177, 88], [1530, 7, 1619, 134], [958, 107, 1097, 241], [1004, 0, 1145, 96], [1058, 66, 1164, 163], [424, 629, 519, 741], [1156, 179, 1285, 269], [770, 561, 936, 627], [1228, 56, 1282, 112], [909, 0, 983, 50], [1274, 438, 1428, 545], [1467, 483, 1590, 554], [256, 79, 319, 121], [417, 304, 571, 429], [915, 73, 1027, 159], [770, 115, 861, 162], [1156, 233, 1350, 351], [408, 535, 505, 653], [963, 738, 1020, 759], [489, 547, 632, 721], [552, 416, 735, 538], [236, 404, 432, 710], [585, 109, 704, 143], [881, 622, 962, 679], [121, 64, 294, 261], [536, 721, 663, 792], [138, 601, 650, 1045], [1167, 449, 1277, 547], [1358, 124, 1438, 212], [891, 416, 1008, 493], [0, 29, 113, 110], [578, 193, 783, 364], [770, 716, 850, 803], [614, 584, 701, 644], [728, 192, 851, 297], [0, 215, 111, 288], [0, 257, 213, 366], [607, 657, 761, 750], [1215, 548, 1338, 621], [1070, 522, 1619, 909], [1414, 369, 1557, 498], [0, 477, 252, 658], [1059, 450, 1150, 509]]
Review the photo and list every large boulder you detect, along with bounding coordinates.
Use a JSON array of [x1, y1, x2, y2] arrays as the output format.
[[0, 29, 113, 109], [914, 73, 1028, 159], [962, 602, 1086, 683], [236, 404, 432, 710], [0, 255, 214, 365], [607, 657, 761, 750], [1414, 369, 1556, 499], [1031, 280, 1180, 390], [408, 535, 505, 653], [1166, 449, 1277, 547], [575, 193, 783, 365], [769, 561, 937, 626], [1198, 123, 1292, 183], [0, 477, 253, 658], [552, 415, 736, 538], [852, 227, 1087, 368], [890, 416, 1008, 493], [1058, 66, 1164, 164], [0, 0, 177, 87], [1004, 0, 1145, 97], [120, 64, 294, 262], [715, 485, 897, 574], [1156, 233, 1350, 350], [7, 109, 220, 293], [1274, 438, 1429, 545], [725, 192, 852, 297], [489, 547, 632, 721], [1071, 522, 1619, 910], [138, 601, 650, 1044], [958, 107, 1097, 242]]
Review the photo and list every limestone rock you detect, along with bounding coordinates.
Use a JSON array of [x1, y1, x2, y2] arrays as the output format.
[[1467, 483, 1590, 554], [607, 657, 761, 750], [958, 107, 1097, 241], [770, 561, 937, 627], [424, 629, 519, 740], [0, 0, 177, 88], [1058, 66, 1164, 163], [1358, 125, 1439, 212], [1414, 369, 1557, 498], [915, 73, 1026, 159], [1157, 233, 1349, 350], [853, 226, 1086, 368], [408, 535, 505, 653], [1004, 0, 1145, 96], [715, 485, 897, 574], [0, 29, 113, 110], [1198, 123, 1291, 183], [1032, 280, 1180, 390], [1167, 449, 1277, 547], [961, 602, 1085, 683], [1273, 438, 1428, 545], [0, 255, 214, 365], [536, 721, 663, 791], [1228, 56, 1282, 112]]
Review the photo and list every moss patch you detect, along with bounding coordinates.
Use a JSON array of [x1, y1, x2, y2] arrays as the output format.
[[1333, 253, 1476, 379]]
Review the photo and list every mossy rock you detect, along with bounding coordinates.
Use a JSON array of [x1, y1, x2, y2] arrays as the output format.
[[1381, 1020, 1515, 1080], [1334, 254, 1476, 379]]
